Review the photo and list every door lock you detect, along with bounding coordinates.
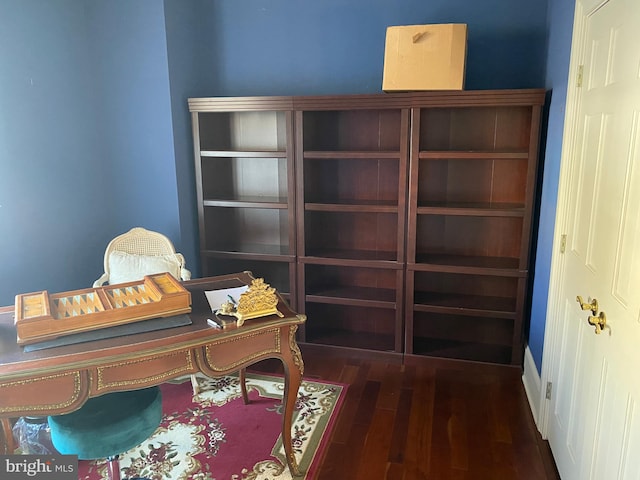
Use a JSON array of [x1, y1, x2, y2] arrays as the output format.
[[576, 295, 598, 315]]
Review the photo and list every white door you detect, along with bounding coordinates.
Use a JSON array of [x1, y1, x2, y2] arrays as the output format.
[[541, 0, 640, 478]]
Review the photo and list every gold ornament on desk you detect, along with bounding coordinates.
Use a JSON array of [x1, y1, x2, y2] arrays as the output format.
[[215, 277, 283, 327]]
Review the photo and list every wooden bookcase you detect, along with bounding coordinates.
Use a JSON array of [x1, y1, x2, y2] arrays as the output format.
[[405, 91, 544, 364], [294, 96, 409, 354], [189, 97, 297, 304], [189, 90, 545, 365]]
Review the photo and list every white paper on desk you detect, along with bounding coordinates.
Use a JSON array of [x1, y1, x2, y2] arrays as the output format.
[[205, 286, 249, 312]]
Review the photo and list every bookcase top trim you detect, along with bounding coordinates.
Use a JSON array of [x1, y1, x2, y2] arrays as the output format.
[[189, 89, 546, 112]]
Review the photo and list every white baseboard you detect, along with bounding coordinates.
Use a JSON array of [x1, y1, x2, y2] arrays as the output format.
[[522, 345, 542, 429]]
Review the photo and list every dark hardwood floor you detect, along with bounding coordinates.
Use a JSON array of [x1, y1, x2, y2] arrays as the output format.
[[252, 346, 561, 480]]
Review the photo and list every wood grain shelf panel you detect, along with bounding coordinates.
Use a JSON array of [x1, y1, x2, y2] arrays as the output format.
[[203, 197, 288, 208], [200, 150, 287, 157], [303, 151, 402, 159], [306, 286, 397, 309], [418, 151, 529, 159]]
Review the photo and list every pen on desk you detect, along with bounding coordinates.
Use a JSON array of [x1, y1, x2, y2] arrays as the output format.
[[207, 318, 222, 329], [227, 295, 237, 305]]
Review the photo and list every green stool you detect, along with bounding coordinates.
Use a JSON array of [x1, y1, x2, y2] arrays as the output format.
[[48, 387, 162, 480]]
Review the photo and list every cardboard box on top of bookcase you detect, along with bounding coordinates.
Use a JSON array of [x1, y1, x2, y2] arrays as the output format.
[[383, 23, 467, 91]]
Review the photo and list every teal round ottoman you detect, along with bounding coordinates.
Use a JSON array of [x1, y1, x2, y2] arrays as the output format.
[[48, 387, 162, 480]]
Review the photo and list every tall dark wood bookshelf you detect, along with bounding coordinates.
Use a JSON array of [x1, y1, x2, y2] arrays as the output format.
[[294, 96, 409, 355], [189, 97, 297, 305], [189, 89, 545, 366], [405, 91, 543, 365]]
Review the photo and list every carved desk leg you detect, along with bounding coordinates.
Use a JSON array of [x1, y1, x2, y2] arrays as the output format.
[[281, 325, 305, 477], [1, 418, 15, 454], [239, 368, 249, 405]]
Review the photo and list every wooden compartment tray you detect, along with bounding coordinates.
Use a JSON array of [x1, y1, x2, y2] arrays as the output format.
[[14, 273, 192, 345]]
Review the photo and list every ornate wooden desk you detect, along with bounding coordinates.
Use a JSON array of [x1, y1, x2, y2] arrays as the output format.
[[0, 272, 306, 476]]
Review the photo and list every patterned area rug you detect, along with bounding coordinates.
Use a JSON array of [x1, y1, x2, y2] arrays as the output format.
[[78, 372, 346, 480]]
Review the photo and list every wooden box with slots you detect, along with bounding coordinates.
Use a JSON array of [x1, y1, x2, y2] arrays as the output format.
[[14, 272, 191, 345]]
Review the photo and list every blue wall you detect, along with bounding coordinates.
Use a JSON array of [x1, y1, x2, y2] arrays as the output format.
[[86, 1, 179, 239], [163, 0, 218, 270], [0, 0, 110, 298], [0, 0, 570, 375], [529, 0, 576, 372], [0, 0, 212, 302], [207, 0, 548, 96]]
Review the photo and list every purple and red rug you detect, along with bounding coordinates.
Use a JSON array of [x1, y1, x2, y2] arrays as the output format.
[[78, 372, 346, 480]]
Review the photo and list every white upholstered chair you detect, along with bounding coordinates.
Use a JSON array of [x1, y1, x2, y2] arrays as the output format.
[[93, 227, 191, 288], [93, 227, 200, 394]]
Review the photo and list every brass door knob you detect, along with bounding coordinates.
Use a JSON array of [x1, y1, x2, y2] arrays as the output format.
[[588, 311, 607, 334], [576, 295, 598, 315]]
